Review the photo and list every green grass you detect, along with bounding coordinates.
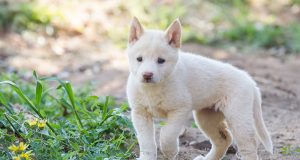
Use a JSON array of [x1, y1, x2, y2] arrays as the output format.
[[0, 72, 136, 159]]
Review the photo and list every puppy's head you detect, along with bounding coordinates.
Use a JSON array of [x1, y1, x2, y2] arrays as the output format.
[[126, 17, 181, 84]]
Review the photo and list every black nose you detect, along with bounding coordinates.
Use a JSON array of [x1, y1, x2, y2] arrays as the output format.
[[143, 72, 153, 80]]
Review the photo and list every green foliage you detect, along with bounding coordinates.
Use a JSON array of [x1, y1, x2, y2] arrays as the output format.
[[203, 1, 300, 53], [0, 1, 61, 32], [215, 22, 284, 48], [212, 21, 300, 53], [290, 0, 300, 5], [283, 23, 300, 53], [281, 145, 300, 155], [0, 72, 136, 159]]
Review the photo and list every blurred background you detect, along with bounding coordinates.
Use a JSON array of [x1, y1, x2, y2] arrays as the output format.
[[0, 0, 300, 97], [0, 0, 300, 96], [0, 0, 300, 159]]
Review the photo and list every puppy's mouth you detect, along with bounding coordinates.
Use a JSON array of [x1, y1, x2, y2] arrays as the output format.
[[142, 79, 155, 83]]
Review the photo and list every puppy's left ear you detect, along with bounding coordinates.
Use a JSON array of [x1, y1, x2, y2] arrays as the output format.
[[165, 19, 181, 48]]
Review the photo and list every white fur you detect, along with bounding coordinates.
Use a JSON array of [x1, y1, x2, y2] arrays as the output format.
[[126, 18, 273, 160]]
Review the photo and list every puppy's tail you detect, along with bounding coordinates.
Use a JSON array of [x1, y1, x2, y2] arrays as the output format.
[[253, 87, 273, 154]]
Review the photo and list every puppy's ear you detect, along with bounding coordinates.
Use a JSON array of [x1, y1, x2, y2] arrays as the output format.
[[129, 17, 144, 45], [165, 19, 181, 48]]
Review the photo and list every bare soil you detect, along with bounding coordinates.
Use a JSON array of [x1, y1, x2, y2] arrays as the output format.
[[1, 31, 299, 159]]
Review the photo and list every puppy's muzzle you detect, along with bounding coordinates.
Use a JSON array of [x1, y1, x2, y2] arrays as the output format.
[[143, 72, 153, 83]]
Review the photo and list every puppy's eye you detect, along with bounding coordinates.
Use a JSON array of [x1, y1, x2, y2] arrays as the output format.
[[137, 57, 143, 62], [157, 58, 165, 64]]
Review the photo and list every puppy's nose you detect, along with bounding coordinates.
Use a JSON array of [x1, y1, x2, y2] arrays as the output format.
[[143, 72, 153, 80]]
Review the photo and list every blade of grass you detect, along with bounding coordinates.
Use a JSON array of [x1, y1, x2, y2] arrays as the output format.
[[41, 86, 55, 99], [102, 96, 109, 119], [125, 140, 138, 155], [35, 80, 43, 112], [33, 70, 38, 79], [60, 98, 72, 108], [99, 114, 113, 126], [64, 82, 83, 127], [4, 113, 23, 139], [0, 81, 57, 135], [33, 71, 43, 112]]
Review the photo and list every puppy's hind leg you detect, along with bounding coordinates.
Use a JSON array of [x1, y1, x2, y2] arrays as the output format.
[[193, 108, 233, 160], [223, 97, 259, 160]]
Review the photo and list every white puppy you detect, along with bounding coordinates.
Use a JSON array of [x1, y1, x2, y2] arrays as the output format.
[[126, 17, 273, 160]]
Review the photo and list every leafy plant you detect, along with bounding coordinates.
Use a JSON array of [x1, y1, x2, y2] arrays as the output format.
[[0, 72, 136, 159]]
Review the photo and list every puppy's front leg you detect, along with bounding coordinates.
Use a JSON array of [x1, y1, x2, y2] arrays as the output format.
[[131, 108, 157, 160], [160, 110, 189, 160]]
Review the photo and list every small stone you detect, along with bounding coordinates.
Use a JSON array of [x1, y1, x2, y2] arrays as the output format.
[[190, 140, 211, 151], [227, 145, 237, 154], [190, 140, 237, 154]]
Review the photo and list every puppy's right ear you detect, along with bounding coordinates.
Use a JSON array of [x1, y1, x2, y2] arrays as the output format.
[[129, 17, 144, 45]]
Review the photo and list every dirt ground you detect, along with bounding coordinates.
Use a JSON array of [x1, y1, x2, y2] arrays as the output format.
[[1, 31, 300, 159]]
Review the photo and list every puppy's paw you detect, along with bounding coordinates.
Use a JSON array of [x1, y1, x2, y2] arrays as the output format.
[[162, 155, 176, 160], [162, 153, 177, 160], [161, 148, 178, 160], [137, 153, 157, 160], [136, 158, 151, 160], [193, 155, 205, 160], [137, 157, 156, 160]]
